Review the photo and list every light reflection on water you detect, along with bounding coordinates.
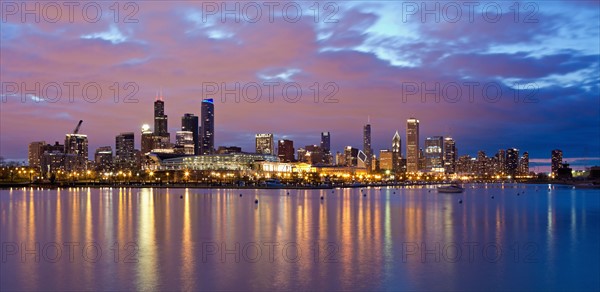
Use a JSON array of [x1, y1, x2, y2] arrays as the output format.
[[1, 184, 599, 291]]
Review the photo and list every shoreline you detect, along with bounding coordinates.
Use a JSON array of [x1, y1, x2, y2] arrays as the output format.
[[0, 180, 590, 190]]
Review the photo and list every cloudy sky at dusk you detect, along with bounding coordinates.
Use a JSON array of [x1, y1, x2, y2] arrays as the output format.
[[1, 1, 599, 171]]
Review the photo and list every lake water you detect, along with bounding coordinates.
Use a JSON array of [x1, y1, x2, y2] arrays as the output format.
[[1, 184, 599, 291]]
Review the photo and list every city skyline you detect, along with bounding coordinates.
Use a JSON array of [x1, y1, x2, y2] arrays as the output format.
[[18, 96, 591, 173], [1, 2, 598, 171]]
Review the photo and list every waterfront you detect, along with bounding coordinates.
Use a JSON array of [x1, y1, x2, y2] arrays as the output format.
[[1, 184, 598, 291]]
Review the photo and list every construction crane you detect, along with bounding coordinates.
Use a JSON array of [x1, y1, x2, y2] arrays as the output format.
[[49, 120, 83, 184]]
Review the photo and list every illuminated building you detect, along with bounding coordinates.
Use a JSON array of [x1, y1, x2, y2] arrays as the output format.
[[344, 146, 359, 167], [278, 139, 295, 162], [392, 131, 401, 173], [147, 153, 280, 171], [28, 141, 45, 170], [255, 133, 274, 155], [519, 152, 529, 175], [424, 136, 444, 172], [363, 124, 372, 171], [94, 146, 113, 172], [406, 118, 420, 172], [175, 131, 195, 155], [64, 133, 88, 171], [506, 148, 519, 177], [551, 149, 563, 176], [443, 137, 456, 174], [182, 113, 199, 155], [217, 146, 242, 154], [154, 94, 169, 139], [141, 124, 154, 154], [200, 98, 215, 155], [379, 150, 393, 171], [115, 132, 135, 170]]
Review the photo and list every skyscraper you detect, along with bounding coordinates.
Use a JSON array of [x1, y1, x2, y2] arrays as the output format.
[[182, 113, 199, 155], [255, 133, 274, 155], [379, 150, 393, 171], [141, 124, 153, 154], [94, 146, 113, 172], [406, 118, 420, 172], [424, 136, 444, 172], [200, 98, 215, 155], [154, 96, 169, 138], [506, 148, 519, 177], [551, 149, 563, 176], [278, 139, 295, 162], [115, 132, 135, 170], [64, 134, 88, 171], [28, 141, 46, 170], [392, 131, 401, 173], [363, 123, 372, 171], [321, 132, 331, 153], [443, 137, 456, 174], [496, 149, 506, 175], [519, 151, 529, 176], [175, 131, 195, 155]]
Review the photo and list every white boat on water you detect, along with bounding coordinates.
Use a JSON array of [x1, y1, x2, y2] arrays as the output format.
[[437, 184, 465, 193]]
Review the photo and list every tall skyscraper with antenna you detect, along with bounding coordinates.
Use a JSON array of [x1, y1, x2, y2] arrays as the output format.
[[154, 90, 169, 139]]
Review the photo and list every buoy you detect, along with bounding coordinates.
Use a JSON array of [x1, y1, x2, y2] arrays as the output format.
[[287, 192, 290, 195], [255, 199, 259, 204], [491, 195, 494, 199], [320, 196, 324, 200], [393, 192, 396, 194], [239, 194, 242, 197], [517, 192, 520, 196], [331, 190, 334, 193], [363, 194, 367, 197], [180, 195, 183, 199], [458, 199, 463, 204]]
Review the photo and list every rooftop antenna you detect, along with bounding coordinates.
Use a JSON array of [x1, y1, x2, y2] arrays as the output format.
[[160, 87, 163, 101]]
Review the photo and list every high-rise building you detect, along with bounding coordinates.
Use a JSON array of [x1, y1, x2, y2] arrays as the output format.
[[406, 118, 420, 172], [321, 132, 332, 165], [154, 97, 169, 138], [379, 150, 393, 171], [519, 151, 529, 176], [182, 113, 199, 155], [141, 124, 154, 154], [496, 149, 506, 175], [551, 149, 563, 176], [28, 141, 46, 170], [443, 137, 456, 174], [344, 146, 359, 167], [321, 132, 331, 153], [255, 133, 274, 155], [94, 146, 113, 172], [424, 136, 444, 172], [392, 131, 401, 173], [297, 148, 308, 163], [506, 148, 519, 177], [278, 139, 295, 162], [363, 124, 372, 171], [476, 150, 488, 176], [335, 151, 345, 166], [64, 134, 88, 171], [40, 142, 65, 176], [115, 132, 135, 170], [175, 131, 195, 155], [200, 98, 215, 155]]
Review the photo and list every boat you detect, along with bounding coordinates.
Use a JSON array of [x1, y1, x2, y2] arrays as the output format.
[[437, 184, 465, 193]]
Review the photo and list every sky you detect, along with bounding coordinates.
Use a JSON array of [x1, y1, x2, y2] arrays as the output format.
[[1, 1, 599, 171]]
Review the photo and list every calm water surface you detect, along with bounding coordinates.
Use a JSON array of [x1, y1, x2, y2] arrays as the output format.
[[1, 184, 599, 291]]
